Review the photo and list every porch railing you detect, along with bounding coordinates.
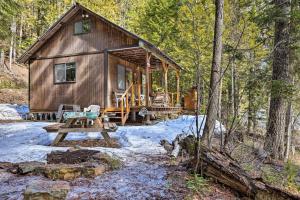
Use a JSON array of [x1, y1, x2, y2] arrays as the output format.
[[120, 82, 133, 125]]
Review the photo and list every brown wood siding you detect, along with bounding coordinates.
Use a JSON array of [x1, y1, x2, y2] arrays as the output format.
[[107, 54, 142, 107], [29, 9, 140, 112], [34, 13, 138, 58], [30, 54, 104, 112]]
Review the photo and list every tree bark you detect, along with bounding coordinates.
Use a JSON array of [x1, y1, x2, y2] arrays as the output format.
[[195, 145, 300, 199], [264, 0, 291, 160], [0, 50, 4, 69], [18, 14, 23, 57], [202, 0, 224, 148], [284, 102, 292, 161]]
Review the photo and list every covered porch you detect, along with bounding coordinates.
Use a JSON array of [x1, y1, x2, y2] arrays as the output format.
[[104, 41, 182, 125]]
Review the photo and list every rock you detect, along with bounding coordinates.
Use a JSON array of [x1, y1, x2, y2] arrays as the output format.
[[92, 152, 122, 170], [1, 150, 121, 181], [16, 162, 45, 175], [44, 164, 82, 180], [5, 161, 107, 180], [24, 180, 70, 200], [43, 163, 107, 180], [160, 140, 173, 152], [81, 163, 106, 177], [47, 149, 99, 164]]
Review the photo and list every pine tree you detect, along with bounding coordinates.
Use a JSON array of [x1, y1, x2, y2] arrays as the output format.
[[202, 0, 224, 149], [264, 0, 291, 160]]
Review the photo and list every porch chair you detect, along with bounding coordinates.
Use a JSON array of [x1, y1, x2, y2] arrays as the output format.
[[83, 105, 101, 125], [152, 92, 170, 107], [113, 91, 129, 108]]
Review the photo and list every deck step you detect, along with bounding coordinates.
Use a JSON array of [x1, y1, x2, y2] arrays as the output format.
[[108, 117, 122, 119]]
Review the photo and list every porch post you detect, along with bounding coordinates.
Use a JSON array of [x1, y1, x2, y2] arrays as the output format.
[[131, 67, 136, 121], [145, 52, 151, 124], [137, 67, 141, 106], [162, 62, 168, 104], [131, 68, 135, 107], [176, 70, 180, 107]]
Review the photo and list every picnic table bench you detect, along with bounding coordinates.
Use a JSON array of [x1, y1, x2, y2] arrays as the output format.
[[43, 115, 117, 146]]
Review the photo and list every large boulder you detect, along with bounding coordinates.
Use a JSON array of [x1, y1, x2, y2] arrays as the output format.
[[23, 180, 70, 200]]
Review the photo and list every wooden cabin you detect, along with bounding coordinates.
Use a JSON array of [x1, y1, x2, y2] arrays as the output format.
[[18, 3, 182, 125], [184, 87, 197, 111]]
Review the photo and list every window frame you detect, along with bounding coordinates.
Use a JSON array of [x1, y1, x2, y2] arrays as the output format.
[[53, 62, 76, 84], [73, 19, 91, 35]]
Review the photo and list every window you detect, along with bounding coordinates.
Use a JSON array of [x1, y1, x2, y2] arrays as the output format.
[[54, 63, 76, 83], [117, 65, 126, 90], [74, 19, 91, 35]]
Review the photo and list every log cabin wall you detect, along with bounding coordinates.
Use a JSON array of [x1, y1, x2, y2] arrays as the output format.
[[29, 10, 139, 112]]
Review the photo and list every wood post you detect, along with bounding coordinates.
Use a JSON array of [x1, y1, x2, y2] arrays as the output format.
[[145, 52, 151, 124], [176, 70, 180, 106], [145, 52, 151, 107], [131, 69, 135, 107], [137, 67, 141, 106], [162, 62, 169, 104], [104, 49, 108, 108]]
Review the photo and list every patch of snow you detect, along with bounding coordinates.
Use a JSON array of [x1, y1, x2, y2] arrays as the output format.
[[0, 115, 224, 163], [0, 115, 225, 199], [0, 104, 29, 120]]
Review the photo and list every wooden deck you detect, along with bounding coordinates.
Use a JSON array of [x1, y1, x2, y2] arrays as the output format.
[[130, 106, 182, 114]]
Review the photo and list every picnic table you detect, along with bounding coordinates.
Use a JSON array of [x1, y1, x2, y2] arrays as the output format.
[[44, 114, 117, 146]]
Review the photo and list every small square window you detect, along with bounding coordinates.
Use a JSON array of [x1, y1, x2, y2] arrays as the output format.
[[74, 19, 91, 35], [54, 63, 76, 83]]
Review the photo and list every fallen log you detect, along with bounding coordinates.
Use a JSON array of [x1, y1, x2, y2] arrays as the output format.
[[196, 146, 300, 200]]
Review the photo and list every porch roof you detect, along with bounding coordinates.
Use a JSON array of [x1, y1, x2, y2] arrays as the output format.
[[108, 41, 181, 71]]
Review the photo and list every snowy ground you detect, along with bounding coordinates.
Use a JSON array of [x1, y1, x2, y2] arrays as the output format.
[[0, 115, 224, 199], [0, 115, 224, 163], [0, 104, 29, 120]]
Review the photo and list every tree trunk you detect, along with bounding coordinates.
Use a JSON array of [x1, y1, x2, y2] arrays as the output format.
[[195, 145, 300, 199], [264, 0, 291, 160], [9, 32, 14, 71], [202, 0, 224, 148], [218, 68, 223, 120], [230, 61, 235, 117], [284, 102, 292, 161], [233, 63, 239, 117], [18, 14, 23, 57], [0, 50, 4, 69]]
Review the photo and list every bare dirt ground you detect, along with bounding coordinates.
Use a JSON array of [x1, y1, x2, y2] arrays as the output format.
[[56, 138, 121, 148], [0, 63, 28, 104], [0, 88, 27, 104]]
